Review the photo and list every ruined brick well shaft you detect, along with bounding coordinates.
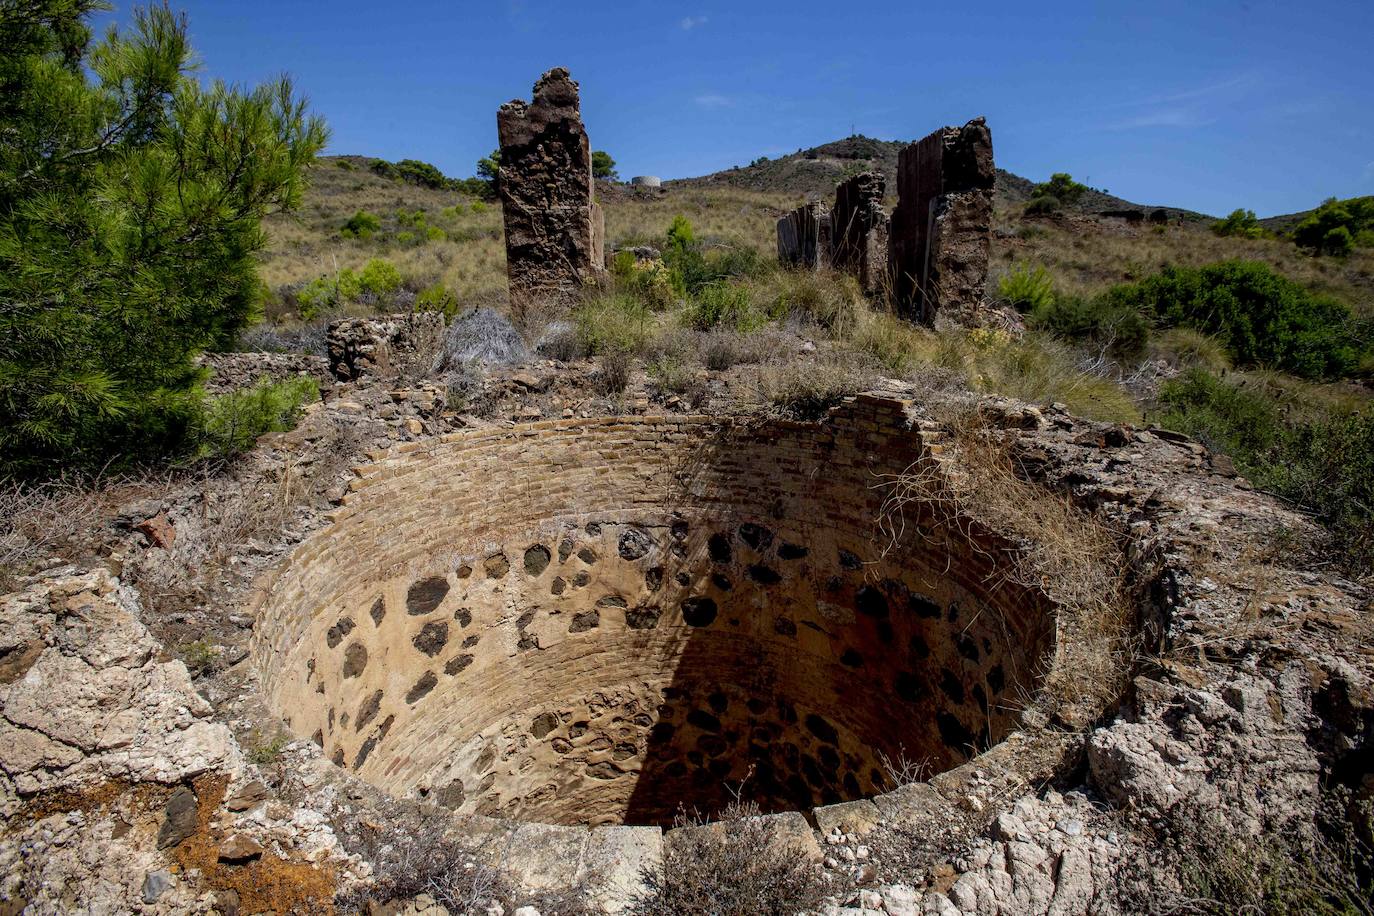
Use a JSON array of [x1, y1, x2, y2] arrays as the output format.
[[249, 400, 1057, 828]]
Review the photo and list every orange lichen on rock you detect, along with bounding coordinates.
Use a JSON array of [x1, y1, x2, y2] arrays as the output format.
[[170, 774, 337, 915]]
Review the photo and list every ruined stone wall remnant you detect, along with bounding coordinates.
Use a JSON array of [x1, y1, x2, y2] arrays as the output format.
[[776, 201, 831, 269], [326, 312, 446, 382], [497, 67, 605, 323], [831, 171, 891, 295], [889, 118, 995, 323]]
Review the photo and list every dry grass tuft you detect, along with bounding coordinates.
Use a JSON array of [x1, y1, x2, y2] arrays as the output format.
[[0, 478, 111, 589], [875, 405, 1138, 726], [629, 795, 828, 916], [749, 349, 881, 419]]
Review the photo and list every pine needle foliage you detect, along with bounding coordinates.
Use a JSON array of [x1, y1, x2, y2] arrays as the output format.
[[0, 1, 328, 475]]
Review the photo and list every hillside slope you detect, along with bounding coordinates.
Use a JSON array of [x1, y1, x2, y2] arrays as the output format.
[[259, 155, 1373, 323], [670, 135, 1207, 221]]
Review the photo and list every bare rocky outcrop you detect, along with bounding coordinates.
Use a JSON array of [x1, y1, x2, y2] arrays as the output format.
[[777, 201, 832, 269], [0, 568, 351, 914], [889, 118, 995, 324], [4, 376, 1372, 914], [497, 68, 605, 325], [831, 172, 890, 295], [327, 312, 446, 381], [0, 569, 238, 812]]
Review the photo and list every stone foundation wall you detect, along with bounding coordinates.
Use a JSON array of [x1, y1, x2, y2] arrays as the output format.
[[248, 399, 1056, 829]]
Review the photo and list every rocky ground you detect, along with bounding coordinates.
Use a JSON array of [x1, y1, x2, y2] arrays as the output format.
[[2, 315, 1371, 915]]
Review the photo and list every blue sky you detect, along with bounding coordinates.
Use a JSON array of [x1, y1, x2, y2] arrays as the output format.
[[101, 0, 1373, 217]]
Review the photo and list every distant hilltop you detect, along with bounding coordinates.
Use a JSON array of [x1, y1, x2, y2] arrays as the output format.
[[668, 134, 1208, 221]]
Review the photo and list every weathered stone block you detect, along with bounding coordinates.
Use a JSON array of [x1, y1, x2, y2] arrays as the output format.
[[777, 201, 831, 269], [832, 171, 890, 295], [889, 118, 994, 323], [497, 68, 605, 324], [814, 797, 882, 836]]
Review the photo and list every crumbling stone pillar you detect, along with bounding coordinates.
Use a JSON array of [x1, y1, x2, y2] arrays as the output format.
[[497, 67, 605, 324], [889, 118, 994, 324], [776, 202, 831, 269], [831, 172, 890, 296]]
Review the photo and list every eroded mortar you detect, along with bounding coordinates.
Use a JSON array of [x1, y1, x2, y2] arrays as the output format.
[[250, 397, 1058, 827]]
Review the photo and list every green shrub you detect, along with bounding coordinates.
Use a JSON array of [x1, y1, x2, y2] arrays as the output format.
[[611, 250, 638, 278], [1101, 261, 1360, 379], [683, 283, 763, 332], [359, 259, 402, 299], [341, 210, 381, 239], [475, 150, 500, 193], [1158, 369, 1374, 574], [395, 208, 426, 228], [575, 293, 651, 355], [1024, 195, 1061, 216], [1031, 295, 1151, 359], [0, 2, 326, 475], [197, 376, 319, 458], [416, 283, 460, 318], [1033, 172, 1088, 206], [711, 246, 769, 282], [396, 231, 416, 245], [180, 640, 220, 676], [592, 150, 618, 180], [426, 225, 447, 242], [1293, 196, 1374, 255], [998, 264, 1056, 312], [1211, 208, 1265, 239], [295, 269, 360, 319], [612, 255, 677, 311], [395, 159, 446, 188], [248, 733, 291, 765], [660, 215, 766, 298], [470, 200, 488, 215], [1158, 369, 1284, 456], [666, 215, 696, 252], [1321, 225, 1355, 258]]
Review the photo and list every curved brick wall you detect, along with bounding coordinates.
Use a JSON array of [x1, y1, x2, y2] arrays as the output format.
[[249, 397, 1056, 827]]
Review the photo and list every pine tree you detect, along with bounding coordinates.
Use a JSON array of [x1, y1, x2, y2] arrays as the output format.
[[0, 1, 328, 475]]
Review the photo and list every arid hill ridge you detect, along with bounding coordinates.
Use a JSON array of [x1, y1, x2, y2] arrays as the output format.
[[665, 135, 1210, 221]]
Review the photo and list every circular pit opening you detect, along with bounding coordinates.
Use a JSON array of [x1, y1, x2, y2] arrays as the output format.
[[251, 405, 1058, 828]]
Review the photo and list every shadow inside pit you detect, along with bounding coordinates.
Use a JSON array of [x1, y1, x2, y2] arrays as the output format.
[[617, 567, 1020, 828]]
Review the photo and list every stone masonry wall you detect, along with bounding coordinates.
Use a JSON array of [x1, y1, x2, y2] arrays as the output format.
[[776, 202, 832, 269], [497, 68, 605, 324], [831, 172, 890, 296], [889, 118, 995, 324], [248, 399, 1057, 829], [326, 312, 446, 382]]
